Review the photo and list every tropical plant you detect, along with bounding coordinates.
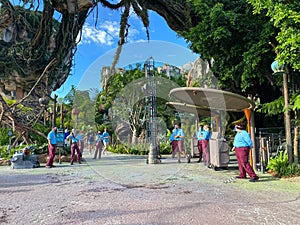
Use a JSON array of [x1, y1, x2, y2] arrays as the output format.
[[267, 151, 300, 177], [180, 0, 277, 95]]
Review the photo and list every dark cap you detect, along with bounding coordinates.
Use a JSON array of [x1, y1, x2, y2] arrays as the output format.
[[235, 123, 245, 130]]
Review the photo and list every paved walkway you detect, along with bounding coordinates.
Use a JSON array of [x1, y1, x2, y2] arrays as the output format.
[[0, 152, 300, 224]]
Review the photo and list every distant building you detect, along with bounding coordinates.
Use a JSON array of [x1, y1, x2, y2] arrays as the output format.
[[157, 64, 182, 78]]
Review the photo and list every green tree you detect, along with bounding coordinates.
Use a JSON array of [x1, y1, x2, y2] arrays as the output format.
[[247, 0, 300, 164], [180, 0, 278, 95], [96, 67, 184, 144], [247, 0, 300, 71]]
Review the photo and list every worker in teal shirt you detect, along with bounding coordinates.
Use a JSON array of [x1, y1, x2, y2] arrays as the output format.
[[173, 123, 190, 163], [233, 123, 259, 182], [169, 131, 176, 158], [196, 124, 211, 165], [67, 129, 82, 165], [102, 128, 110, 155], [46, 127, 57, 168]]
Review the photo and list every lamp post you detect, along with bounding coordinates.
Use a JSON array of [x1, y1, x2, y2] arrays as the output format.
[[271, 60, 293, 164]]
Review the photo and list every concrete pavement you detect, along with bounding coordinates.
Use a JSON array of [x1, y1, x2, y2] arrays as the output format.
[[0, 151, 300, 224]]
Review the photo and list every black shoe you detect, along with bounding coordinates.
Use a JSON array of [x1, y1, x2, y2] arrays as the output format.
[[70, 162, 73, 165], [249, 177, 259, 182], [51, 165, 56, 167], [178, 160, 181, 163]]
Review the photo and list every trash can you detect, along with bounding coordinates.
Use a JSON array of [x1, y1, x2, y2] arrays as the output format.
[[190, 137, 199, 158], [209, 132, 229, 169]]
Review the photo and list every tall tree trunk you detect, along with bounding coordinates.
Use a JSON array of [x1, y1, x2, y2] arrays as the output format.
[[132, 128, 138, 145], [294, 125, 299, 164]]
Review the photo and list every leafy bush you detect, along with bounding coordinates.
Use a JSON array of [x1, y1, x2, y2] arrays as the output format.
[[29, 124, 50, 145], [159, 141, 172, 155], [108, 144, 149, 155], [0, 128, 10, 145], [267, 151, 300, 177]]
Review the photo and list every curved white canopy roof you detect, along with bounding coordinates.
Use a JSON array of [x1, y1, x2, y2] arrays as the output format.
[[169, 87, 254, 112]]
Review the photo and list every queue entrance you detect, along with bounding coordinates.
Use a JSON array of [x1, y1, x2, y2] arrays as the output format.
[[167, 87, 255, 170]]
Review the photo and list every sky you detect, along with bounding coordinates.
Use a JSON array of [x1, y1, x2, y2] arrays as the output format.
[[53, 7, 199, 98]]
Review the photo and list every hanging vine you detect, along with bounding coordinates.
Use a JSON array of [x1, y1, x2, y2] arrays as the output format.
[[0, 0, 193, 143]]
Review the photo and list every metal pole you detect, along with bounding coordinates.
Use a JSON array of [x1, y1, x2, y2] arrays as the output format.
[[250, 111, 257, 171], [283, 72, 293, 164]]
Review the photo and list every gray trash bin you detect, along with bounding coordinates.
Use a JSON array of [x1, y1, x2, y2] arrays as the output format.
[[209, 132, 229, 169], [190, 137, 199, 158]]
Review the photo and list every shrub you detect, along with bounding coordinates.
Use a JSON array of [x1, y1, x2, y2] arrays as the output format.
[[159, 141, 172, 155], [0, 128, 10, 146], [267, 151, 300, 177], [108, 144, 149, 155]]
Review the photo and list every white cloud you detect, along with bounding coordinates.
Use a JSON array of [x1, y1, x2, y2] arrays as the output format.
[[78, 22, 120, 46], [78, 18, 143, 46], [100, 21, 120, 37]]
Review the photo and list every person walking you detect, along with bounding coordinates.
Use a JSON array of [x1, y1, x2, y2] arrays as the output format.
[[102, 128, 110, 155], [197, 124, 211, 166], [67, 129, 82, 165], [46, 127, 57, 168], [173, 123, 190, 163], [233, 123, 259, 182], [94, 130, 103, 159], [86, 129, 95, 155], [76, 130, 85, 154], [196, 125, 204, 163], [169, 131, 176, 158]]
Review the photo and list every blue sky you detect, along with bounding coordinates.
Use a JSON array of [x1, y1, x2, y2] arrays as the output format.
[[53, 8, 199, 98]]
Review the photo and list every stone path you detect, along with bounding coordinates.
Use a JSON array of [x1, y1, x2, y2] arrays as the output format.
[[0, 152, 300, 224]]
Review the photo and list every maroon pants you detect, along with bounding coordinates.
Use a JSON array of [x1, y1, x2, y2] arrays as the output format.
[[171, 141, 176, 157], [46, 144, 56, 166], [235, 147, 257, 179], [199, 140, 209, 164], [197, 140, 203, 162], [174, 140, 183, 152], [70, 142, 81, 163]]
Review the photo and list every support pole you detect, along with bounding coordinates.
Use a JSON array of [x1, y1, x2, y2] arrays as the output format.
[[283, 72, 293, 164], [244, 108, 256, 168]]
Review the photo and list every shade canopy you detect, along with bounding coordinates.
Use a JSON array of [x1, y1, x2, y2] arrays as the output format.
[[169, 87, 254, 112], [166, 102, 213, 116]]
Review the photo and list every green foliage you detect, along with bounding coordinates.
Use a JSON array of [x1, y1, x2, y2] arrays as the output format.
[[0, 128, 10, 146], [258, 96, 284, 115], [107, 142, 172, 155], [159, 142, 172, 154], [29, 124, 49, 145], [0, 146, 12, 159], [267, 151, 300, 177], [247, 0, 300, 71], [95, 67, 185, 143], [181, 0, 276, 92], [107, 144, 149, 155], [292, 94, 300, 110]]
